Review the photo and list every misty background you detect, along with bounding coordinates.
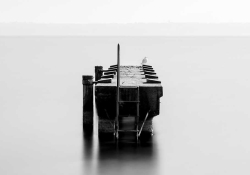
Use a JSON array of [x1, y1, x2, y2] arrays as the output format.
[[2, 23, 250, 36], [1, 0, 250, 36]]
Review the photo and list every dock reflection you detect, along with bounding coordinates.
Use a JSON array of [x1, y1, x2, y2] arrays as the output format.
[[83, 128, 157, 175], [83, 125, 93, 160]]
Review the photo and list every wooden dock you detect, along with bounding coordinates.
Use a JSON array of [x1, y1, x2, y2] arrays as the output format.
[[83, 44, 163, 140], [95, 65, 163, 137]]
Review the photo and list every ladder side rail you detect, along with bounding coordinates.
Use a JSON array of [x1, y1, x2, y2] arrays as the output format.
[[136, 87, 139, 129], [136, 87, 140, 140]]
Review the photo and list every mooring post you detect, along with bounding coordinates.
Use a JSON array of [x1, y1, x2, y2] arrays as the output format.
[[82, 75, 94, 128], [95, 66, 103, 81]]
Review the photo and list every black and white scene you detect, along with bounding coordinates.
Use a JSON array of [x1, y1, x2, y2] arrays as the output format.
[[1, 1, 250, 175]]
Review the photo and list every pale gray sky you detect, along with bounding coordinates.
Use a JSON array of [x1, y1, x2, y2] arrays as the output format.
[[0, 0, 250, 23]]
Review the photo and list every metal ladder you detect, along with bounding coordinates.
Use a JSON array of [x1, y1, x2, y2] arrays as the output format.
[[114, 44, 150, 141], [115, 86, 140, 140]]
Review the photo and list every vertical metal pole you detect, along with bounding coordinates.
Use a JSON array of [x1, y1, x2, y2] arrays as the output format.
[[116, 44, 120, 138], [117, 44, 120, 92]]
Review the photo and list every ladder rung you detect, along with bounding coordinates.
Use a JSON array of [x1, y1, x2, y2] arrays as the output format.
[[119, 86, 138, 88], [118, 130, 139, 132], [118, 101, 140, 103], [118, 115, 139, 117]]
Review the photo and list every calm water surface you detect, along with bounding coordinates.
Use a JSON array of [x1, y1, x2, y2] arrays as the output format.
[[1, 36, 250, 175]]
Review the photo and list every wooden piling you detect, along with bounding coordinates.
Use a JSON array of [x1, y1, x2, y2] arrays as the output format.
[[82, 75, 94, 127], [95, 66, 103, 81]]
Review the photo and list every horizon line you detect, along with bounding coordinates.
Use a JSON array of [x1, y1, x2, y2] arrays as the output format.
[[2, 22, 250, 25]]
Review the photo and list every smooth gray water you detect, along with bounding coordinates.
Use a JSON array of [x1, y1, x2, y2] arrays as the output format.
[[1, 36, 250, 175]]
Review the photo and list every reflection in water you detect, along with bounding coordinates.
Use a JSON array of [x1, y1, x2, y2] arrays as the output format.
[[82, 125, 95, 174], [83, 126, 158, 175], [83, 125, 93, 160]]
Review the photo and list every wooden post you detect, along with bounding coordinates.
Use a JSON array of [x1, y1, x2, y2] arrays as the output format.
[[82, 75, 93, 128], [95, 66, 103, 81]]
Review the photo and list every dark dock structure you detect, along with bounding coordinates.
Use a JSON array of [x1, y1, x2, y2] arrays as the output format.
[[83, 44, 163, 141]]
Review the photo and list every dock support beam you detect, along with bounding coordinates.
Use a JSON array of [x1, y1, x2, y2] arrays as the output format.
[[95, 66, 103, 81], [82, 75, 94, 128]]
